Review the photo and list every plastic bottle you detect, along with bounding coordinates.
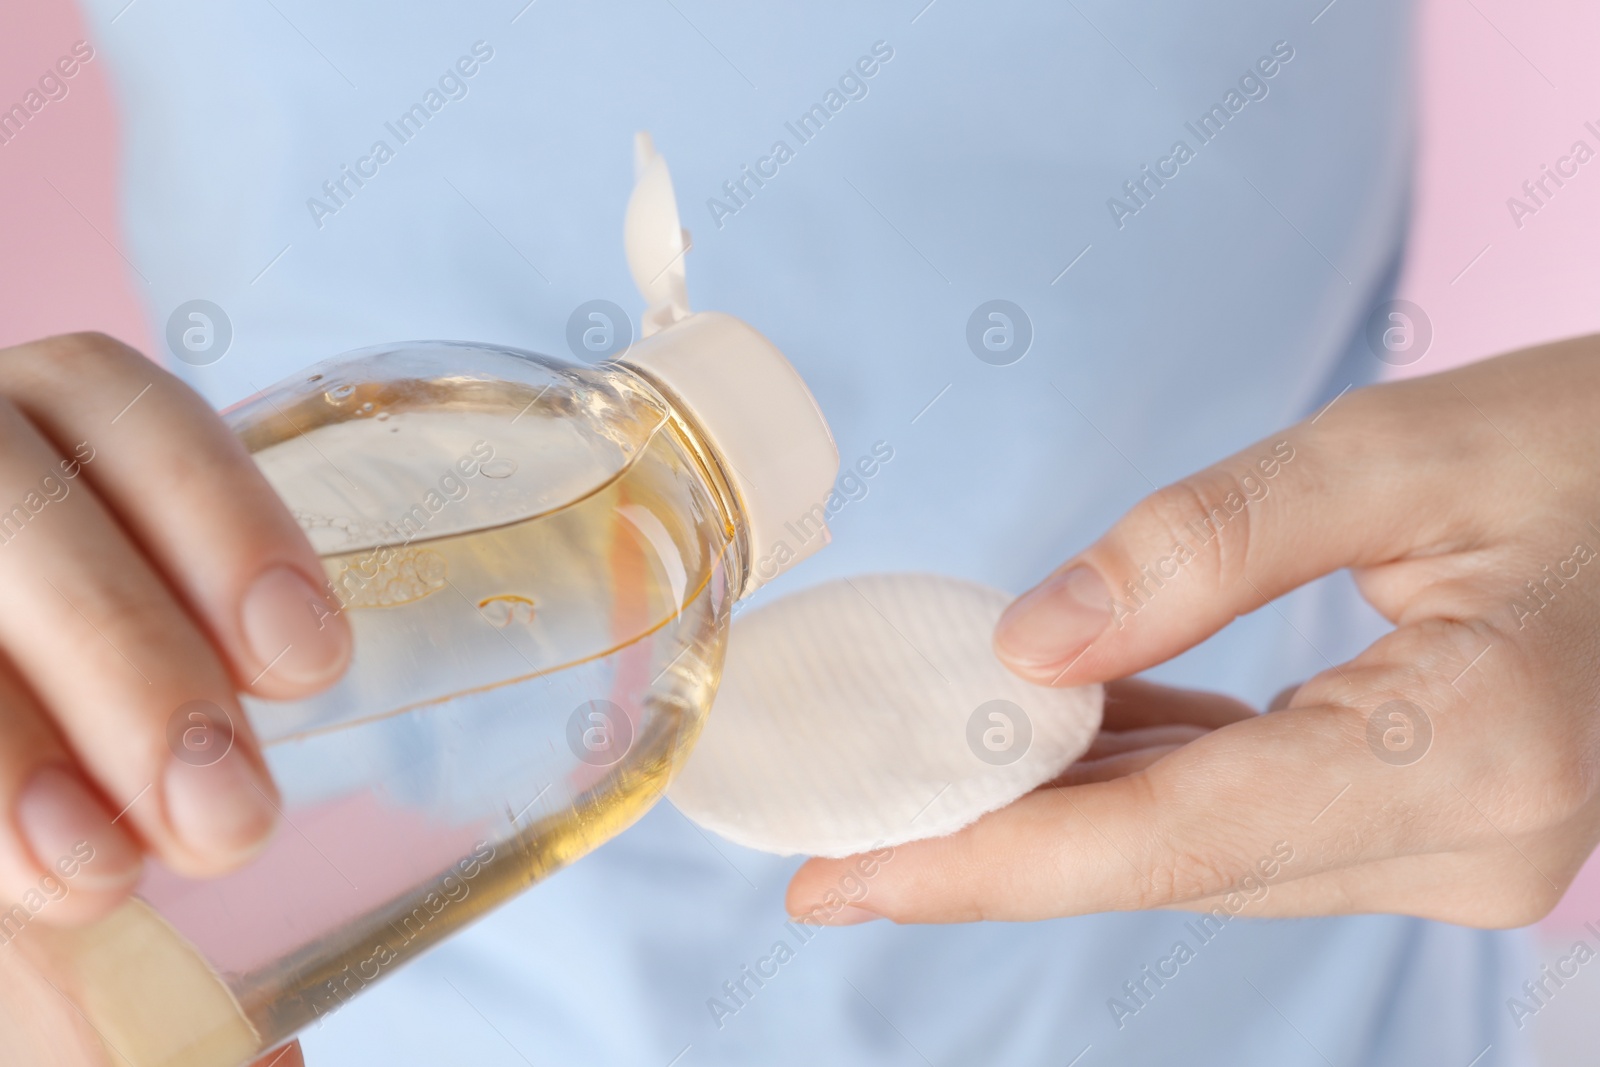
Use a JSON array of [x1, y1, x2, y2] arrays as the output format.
[[2, 134, 838, 1067]]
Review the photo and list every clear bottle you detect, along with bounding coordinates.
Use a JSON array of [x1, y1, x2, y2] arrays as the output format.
[[3, 135, 838, 1067]]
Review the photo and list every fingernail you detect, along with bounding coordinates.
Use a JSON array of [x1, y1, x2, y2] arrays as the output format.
[[164, 748, 277, 863], [242, 565, 350, 687], [15, 766, 143, 892], [794, 904, 882, 926], [994, 565, 1112, 670]]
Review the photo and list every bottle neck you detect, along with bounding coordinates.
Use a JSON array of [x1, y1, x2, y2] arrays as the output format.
[[622, 362, 753, 600]]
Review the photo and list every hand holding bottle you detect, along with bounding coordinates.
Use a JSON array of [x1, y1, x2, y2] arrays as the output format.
[[0, 332, 350, 924]]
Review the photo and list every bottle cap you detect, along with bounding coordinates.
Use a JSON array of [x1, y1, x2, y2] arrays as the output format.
[[618, 133, 839, 596]]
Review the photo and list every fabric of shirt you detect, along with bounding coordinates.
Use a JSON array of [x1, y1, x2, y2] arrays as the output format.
[[82, 0, 1536, 1063]]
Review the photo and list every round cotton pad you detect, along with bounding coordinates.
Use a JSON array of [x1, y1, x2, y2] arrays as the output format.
[[668, 573, 1104, 858]]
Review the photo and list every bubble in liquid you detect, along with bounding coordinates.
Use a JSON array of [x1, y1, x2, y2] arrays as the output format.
[[376, 411, 390, 421], [293, 509, 337, 535], [294, 510, 375, 547], [333, 547, 448, 608], [328, 384, 356, 402], [360, 402, 375, 414], [480, 459, 517, 479], [477, 594, 536, 628]]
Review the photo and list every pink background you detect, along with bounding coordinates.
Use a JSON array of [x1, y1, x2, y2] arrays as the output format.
[[1395, 0, 1600, 937], [0, 3, 152, 354], [2, 0, 1598, 1023], [1395, 0, 1600, 373]]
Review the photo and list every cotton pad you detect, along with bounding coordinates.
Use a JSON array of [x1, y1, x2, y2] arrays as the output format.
[[668, 573, 1104, 858]]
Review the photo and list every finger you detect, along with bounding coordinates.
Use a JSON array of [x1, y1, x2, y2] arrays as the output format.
[[0, 334, 349, 698], [1267, 682, 1302, 712], [1174, 827, 1589, 928], [1082, 724, 1207, 760], [249, 1041, 305, 1067], [1051, 744, 1189, 787], [0, 661, 143, 925], [0, 931, 109, 1063], [0, 399, 276, 876], [991, 385, 1488, 686], [1101, 678, 1258, 732], [1172, 851, 1482, 924], [787, 683, 1431, 924]]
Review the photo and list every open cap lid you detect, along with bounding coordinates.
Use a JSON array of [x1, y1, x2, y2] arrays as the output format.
[[618, 133, 839, 596]]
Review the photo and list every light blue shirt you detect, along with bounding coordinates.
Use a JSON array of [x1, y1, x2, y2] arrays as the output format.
[[84, 0, 1535, 1062]]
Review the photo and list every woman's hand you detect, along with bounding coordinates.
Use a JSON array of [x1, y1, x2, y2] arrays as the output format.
[[0, 333, 350, 927], [790, 334, 1600, 928]]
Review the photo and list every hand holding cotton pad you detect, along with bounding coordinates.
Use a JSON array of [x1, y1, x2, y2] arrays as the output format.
[[669, 573, 1104, 858]]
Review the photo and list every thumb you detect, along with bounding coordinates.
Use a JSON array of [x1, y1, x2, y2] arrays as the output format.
[[993, 401, 1474, 686]]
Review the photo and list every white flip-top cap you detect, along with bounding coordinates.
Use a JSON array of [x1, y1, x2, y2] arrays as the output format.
[[618, 133, 839, 596]]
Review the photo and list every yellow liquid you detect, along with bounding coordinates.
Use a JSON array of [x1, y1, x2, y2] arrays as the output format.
[[11, 366, 743, 1067], [10, 721, 702, 1067], [242, 707, 695, 1040]]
